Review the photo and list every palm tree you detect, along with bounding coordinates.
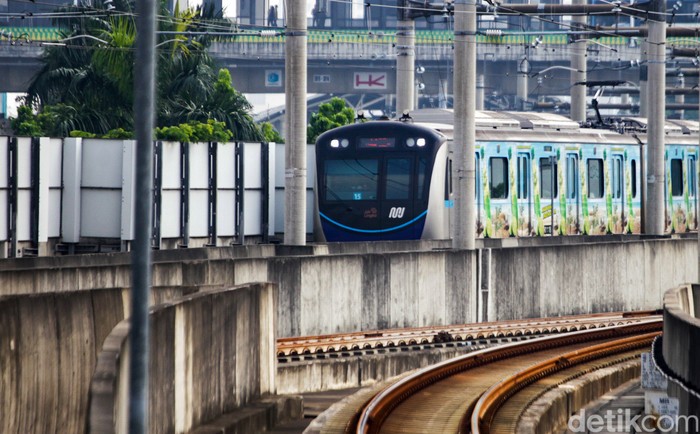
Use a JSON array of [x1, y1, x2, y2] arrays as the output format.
[[24, 0, 263, 140]]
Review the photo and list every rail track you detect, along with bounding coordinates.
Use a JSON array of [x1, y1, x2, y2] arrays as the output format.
[[313, 316, 661, 434], [276, 310, 659, 360]]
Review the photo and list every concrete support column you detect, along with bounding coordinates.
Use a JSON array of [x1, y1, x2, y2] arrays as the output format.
[[645, 1, 666, 236], [452, 0, 477, 250], [517, 70, 528, 108], [570, 0, 587, 122], [675, 74, 685, 119], [396, 18, 416, 115], [476, 74, 484, 110], [284, 1, 307, 245], [639, 40, 649, 118]]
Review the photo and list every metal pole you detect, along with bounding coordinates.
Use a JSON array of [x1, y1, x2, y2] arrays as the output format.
[[130, 0, 156, 427], [645, 0, 666, 236], [675, 74, 685, 119], [452, 0, 476, 250], [396, 2, 415, 116], [284, 0, 307, 245], [517, 68, 528, 108], [570, 0, 587, 122], [476, 74, 484, 111], [639, 40, 649, 118]]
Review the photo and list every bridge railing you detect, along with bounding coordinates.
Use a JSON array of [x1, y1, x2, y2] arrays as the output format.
[[661, 283, 700, 422]]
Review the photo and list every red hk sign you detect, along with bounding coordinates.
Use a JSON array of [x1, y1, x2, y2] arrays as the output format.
[[354, 73, 387, 89]]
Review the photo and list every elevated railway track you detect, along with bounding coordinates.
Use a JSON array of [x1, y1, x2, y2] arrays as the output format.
[[311, 315, 661, 433]]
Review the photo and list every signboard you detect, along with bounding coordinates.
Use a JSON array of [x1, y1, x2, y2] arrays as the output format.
[[354, 72, 387, 89], [313, 74, 331, 83], [641, 352, 668, 390], [265, 70, 282, 87]]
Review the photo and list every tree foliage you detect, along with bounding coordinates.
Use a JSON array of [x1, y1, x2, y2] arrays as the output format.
[[307, 97, 356, 144], [17, 0, 263, 141]]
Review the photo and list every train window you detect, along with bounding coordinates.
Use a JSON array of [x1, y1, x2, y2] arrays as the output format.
[[385, 158, 411, 200], [540, 157, 558, 199], [324, 159, 379, 201], [671, 159, 683, 197], [490, 157, 508, 199], [631, 159, 637, 198], [689, 156, 697, 199], [517, 154, 529, 199], [612, 156, 623, 199], [587, 159, 604, 199]]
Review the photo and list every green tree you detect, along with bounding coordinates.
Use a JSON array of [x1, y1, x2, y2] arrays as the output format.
[[261, 122, 284, 143], [19, 0, 262, 141], [307, 97, 355, 143]]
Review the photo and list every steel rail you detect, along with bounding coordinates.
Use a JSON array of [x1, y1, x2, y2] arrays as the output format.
[[470, 331, 660, 434], [350, 318, 661, 434], [277, 310, 660, 356]]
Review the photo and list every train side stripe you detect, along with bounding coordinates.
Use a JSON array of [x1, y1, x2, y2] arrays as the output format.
[[319, 211, 428, 233]]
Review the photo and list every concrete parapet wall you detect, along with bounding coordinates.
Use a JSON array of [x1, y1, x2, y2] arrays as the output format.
[[88, 283, 277, 434], [488, 239, 697, 320], [0, 285, 205, 434], [662, 284, 700, 420], [518, 361, 641, 434]]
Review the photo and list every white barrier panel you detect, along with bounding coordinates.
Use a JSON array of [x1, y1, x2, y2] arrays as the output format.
[[160, 141, 182, 239], [189, 142, 210, 238], [217, 142, 237, 237], [44, 138, 63, 240], [16, 138, 32, 241], [81, 139, 125, 238]]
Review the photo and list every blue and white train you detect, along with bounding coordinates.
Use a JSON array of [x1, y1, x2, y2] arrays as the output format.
[[314, 109, 699, 242]]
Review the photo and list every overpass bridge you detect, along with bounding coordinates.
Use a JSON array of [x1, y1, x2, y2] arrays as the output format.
[[2, 28, 699, 112]]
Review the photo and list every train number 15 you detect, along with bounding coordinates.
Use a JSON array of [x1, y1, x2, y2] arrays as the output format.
[[388, 207, 406, 219]]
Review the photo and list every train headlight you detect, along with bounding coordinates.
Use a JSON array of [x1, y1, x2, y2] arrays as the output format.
[[417, 138, 426, 147], [341, 139, 349, 148], [331, 139, 340, 148], [406, 138, 415, 147]]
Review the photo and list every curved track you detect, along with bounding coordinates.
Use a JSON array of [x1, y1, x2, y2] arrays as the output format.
[[335, 318, 661, 434]]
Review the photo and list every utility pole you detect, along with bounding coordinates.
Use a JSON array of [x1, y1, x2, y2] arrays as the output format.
[[130, 0, 156, 429], [452, 0, 477, 250], [570, 0, 587, 122], [284, 1, 307, 245], [396, 1, 416, 115], [645, 0, 666, 235]]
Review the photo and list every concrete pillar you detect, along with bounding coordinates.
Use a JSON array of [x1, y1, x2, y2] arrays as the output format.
[[396, 18, 416, 115], [284, 1, 307, 245], [675, 74, 685, 119], [452, 0, 477, 250], [517, 70, 528, 108], [476, 74, 484, 110], [570, 0, 587, 122], [639, 40, 649, 118], [645, 0, 666, 236]]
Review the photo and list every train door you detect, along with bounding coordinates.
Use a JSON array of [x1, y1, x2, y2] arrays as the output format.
[[688, 154, 697, 231], [539, 153, 557, 235], [381, 156, 416, 237], [566, 153, 580, 234], [516, 152, 531, 236], [475, 152, 482, 237], [610, 153, 625, 234], [584, 154, 606, 235], [668, 152, 684, 233]]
